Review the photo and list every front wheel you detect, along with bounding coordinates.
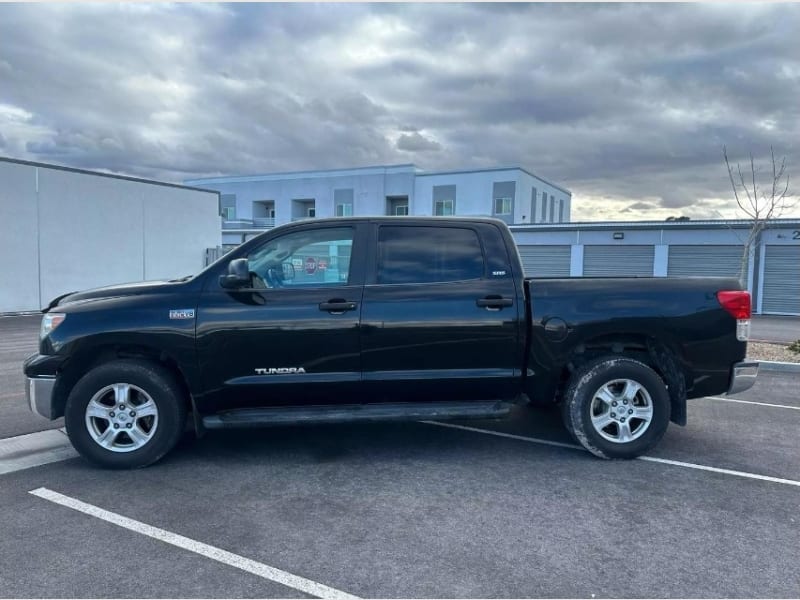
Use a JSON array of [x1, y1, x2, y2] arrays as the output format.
[[561, 357, 670, 459], [65, 360, 187, 469]]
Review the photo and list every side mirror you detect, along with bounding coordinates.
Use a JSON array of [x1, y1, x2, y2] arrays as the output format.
[[219, 258, 250, 289]]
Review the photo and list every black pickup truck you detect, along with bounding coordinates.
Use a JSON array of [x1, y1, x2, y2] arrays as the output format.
[[24, 217, 757, 468]]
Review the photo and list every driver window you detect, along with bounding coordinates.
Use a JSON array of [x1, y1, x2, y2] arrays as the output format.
[[246, 227, 354, 289]]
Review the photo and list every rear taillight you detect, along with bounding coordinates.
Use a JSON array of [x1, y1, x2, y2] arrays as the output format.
[[717, 290, 751, 341]]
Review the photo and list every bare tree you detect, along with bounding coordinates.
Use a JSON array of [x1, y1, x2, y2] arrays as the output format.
[[723, 146, 796, 285]]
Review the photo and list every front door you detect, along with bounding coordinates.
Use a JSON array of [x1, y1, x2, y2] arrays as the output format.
[[195, 224, 366, 414]]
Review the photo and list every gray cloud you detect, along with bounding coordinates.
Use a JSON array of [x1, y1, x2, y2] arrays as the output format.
[[622, 202, 659, 213], [396, 132, 442, 153], [0, 3, 798, 219]]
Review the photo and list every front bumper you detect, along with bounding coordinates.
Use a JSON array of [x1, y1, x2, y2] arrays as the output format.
[[23, 353, 63, 420], [26, 376, 57, 419], [727, 361, 758, 395]]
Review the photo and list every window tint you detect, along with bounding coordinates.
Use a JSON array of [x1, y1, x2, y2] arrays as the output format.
[[247, 227, 353, 288], [377, 226, 484, 284]]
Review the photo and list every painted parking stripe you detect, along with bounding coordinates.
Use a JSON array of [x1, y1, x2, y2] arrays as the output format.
[[29, 487, 360, 600], [637, 455, 800, 487], [0, 429, 77, 475], [423, 421, 800, 489], [421, 420, 582, 451], [704, 396, 800, 411]]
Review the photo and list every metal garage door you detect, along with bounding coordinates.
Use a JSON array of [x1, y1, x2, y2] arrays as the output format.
[[668, 245, 744, 278], [517, 245, 571, 277], [583, 245, 654, 277], [761, 245, 800, 315]]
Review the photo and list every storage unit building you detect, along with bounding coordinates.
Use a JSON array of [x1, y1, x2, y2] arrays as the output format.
[[512, 219, 800, 316]]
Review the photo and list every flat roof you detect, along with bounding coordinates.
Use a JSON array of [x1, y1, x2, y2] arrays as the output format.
[[510, 218, 800, 232], [186, 163, 571, 195], [186, 164, 418, 185], [0, 155, 220, 195]]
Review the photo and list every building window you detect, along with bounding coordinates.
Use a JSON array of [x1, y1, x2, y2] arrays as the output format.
[[387, 196, 409, 216], [221, 194, 237, 220], [335, 203, 353, 217], [307, 207, 316, 218], [334, 188, 354, 219], [549, 195, 555, 223], [494, 197, 513, 215], [558, 200, 565, 222], [541, 191, 548, 221], [433, 185, 456, 216], [434, 199, 454, 216]]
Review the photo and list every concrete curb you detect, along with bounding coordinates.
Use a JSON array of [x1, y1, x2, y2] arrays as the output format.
[[750, 339, 791, 346], [0, 428, 77, 475], [757, 360, 800, 374]]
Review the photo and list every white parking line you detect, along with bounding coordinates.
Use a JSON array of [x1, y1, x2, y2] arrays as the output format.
[[423, 421, 800, 488], [29, 487, 360, 600], [637, 455, 800, 487], [421, 420, 582, 450], [704, 396, 800, 411]]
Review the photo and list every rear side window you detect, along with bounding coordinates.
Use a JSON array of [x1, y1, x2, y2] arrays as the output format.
[[377, 226, 485, 284]]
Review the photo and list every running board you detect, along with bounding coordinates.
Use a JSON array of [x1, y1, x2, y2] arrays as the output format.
[[202, 400, 514, 430]]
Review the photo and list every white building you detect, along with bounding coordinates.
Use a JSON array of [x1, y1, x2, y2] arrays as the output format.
[[0, 157, 221, 313], [185, 163, 572, 246]]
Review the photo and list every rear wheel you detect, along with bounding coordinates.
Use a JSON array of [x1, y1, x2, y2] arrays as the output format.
[[562, 357, 670, 459], [65, 360, 187, 469]]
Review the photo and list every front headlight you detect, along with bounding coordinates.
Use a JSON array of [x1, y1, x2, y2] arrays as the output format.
[[40, 313, 66, 339]]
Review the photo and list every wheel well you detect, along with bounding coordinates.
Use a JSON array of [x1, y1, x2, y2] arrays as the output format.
[[560, 334, 688, 425], [52, 345, 193, 420]]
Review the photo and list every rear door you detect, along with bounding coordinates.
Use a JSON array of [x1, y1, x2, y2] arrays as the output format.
[[360, 222, 522, 403]]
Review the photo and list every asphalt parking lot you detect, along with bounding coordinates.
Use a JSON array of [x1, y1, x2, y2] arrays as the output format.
[[1, 315, 799, 598]]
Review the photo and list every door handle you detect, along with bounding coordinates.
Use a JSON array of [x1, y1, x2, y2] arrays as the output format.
[[476, 296, 513, 311], [319, 300, 358, 314]]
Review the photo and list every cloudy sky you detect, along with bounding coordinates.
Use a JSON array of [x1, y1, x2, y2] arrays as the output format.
[[1, 2, 798, 220]]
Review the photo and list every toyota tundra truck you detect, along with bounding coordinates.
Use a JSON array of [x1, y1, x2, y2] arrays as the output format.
[[24, 217, 758, 468]]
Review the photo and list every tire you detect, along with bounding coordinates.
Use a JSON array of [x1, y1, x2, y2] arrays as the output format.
[[559, 398, 578, 443], [64, 359, 188, 469], [562, 356, 670, 459]]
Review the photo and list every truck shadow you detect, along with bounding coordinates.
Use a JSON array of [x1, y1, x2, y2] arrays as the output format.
[[172, 405, 574, 466]]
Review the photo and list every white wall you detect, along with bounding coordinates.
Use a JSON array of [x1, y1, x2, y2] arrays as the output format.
[[412, 170, 505, 217], [516, 171, 571, 225], [0, 160, 220, 312], [0, 162, 40, 312]]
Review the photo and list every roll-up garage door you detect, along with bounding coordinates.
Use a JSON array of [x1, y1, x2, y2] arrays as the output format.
[[761, 245, 800, 315], [583, 245, 654, 277], [668, 245, 745, 278], [516, 245, 571, 277]]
